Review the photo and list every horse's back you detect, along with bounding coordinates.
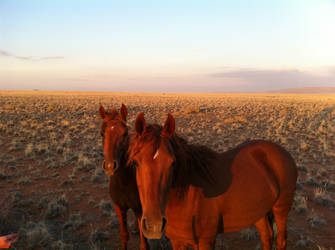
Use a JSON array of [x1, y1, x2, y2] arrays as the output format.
[[236, 140, 297, 188]]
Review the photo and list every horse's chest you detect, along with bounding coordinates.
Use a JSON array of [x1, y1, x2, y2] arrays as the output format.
[[108, 177, 140, 210], [165, 186, 220, 242]]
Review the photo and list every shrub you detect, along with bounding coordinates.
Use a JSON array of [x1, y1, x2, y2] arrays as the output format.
[[20, 221, 51, 249], [293, 193, 308, 213], [63, 213, 85, 232], [45, 195, 68, 219], [313, 188, 334, 208]]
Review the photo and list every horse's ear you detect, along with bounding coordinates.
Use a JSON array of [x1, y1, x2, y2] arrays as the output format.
[[135, 112, 146, 136], [162, 113, 175, 137], [120, 103, 128, 121], [99, 106, 106, 119]]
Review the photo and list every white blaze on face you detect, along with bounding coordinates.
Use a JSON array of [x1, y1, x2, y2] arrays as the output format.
[[153, 149, 159, 160]]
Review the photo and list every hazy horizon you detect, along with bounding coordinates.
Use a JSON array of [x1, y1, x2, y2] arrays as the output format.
[[1, 0, 335, 92]]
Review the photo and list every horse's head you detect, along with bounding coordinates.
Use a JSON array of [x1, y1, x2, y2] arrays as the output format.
[[129, 112, 176, 239], [99, 104, 128, 176]]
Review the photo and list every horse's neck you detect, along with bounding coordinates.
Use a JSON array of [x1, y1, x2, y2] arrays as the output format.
[[112, 143, 135, 182], [119, 139, 131, 167], [182, 151, 232, 198]]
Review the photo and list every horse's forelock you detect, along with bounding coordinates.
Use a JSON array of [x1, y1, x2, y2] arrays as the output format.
[[128, 124, 162, 164]]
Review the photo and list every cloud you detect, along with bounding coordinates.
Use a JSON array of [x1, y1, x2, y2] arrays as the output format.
[[210, 68, 335, 92], [190, 48, 204, 51], [0, 49, 64, 61], [0, 50, 10, 57], [39, 56, 65, 60]]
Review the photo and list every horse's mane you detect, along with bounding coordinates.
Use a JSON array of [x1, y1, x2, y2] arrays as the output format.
[[128, 124, 219, 194]]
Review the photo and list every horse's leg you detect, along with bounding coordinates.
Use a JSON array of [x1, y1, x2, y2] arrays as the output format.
[[135, 214, 150, 250], [132, 216, 139, 234], [198, 239, 216, 250], [272, 185, 295, 250], [254, 216, 274, 250], [170, 239, 187, 250], [273, 208, 290, 250], [114, 203, 129, 250]]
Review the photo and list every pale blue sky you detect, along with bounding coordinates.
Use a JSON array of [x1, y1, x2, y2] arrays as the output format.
[[1, 0, 335, 92]]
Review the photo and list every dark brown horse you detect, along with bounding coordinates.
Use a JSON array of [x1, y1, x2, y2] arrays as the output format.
[[99, 104, 149, 250], [128, 112, 297, 250]]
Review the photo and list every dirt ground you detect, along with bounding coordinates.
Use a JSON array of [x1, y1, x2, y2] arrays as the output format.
[[0, 90, 334, 249]]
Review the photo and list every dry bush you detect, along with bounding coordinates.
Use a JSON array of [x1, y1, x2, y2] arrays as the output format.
[[99, 200, 114, 217], [50, 240, 74, 250], [45, 195, 69, 219], [294, 193, 308, 213], [240, 227, 258, 241], [63, 213, 85, 232], [0, 194, 16, 234], [313, 188, 334, 208], [307, 211, 327, 229], [17, 176, 32, 185], [20, 221, 51, 249]]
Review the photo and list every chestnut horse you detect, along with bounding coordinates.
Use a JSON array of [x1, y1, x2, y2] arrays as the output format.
[[99, 104, 149, 250], [128, 113, 297, 250]]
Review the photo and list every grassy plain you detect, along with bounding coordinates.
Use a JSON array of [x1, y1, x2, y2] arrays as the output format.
[[0, 90, 334, 249]]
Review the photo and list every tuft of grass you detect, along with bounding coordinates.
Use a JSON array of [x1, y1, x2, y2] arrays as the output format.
[[45, 195, 68, 219], [20, 221, 52, 249], [17, 176, 32, 185], [293, 193, 308, 213], [295, 235, 313, 248], [300, 142, 310, 151], [99, 200, 114, 217], [8, 138, 24, 151], [77, 152, 95, 170], [35, 143, 49, 155], [305, 175, 319, 186], [60, 180, 74, 187], [50, 240, 73, 250], [25, 143, 35, 156], [0, 194, 17, 234], [307, 212, 327, 229], [61, 120, 70, 127], [90, 228, 111, 245], [63, 213, 85, 232], [240, 227, 258, 241], [313, 188, 334, 208], [0, 169, 9, 180], [91, 168, 104, 183], [37, 196, 49, 209], [320, 179, 335, 191]]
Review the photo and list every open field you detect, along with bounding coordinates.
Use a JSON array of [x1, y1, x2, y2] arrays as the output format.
[[0, 90, 335, 249]]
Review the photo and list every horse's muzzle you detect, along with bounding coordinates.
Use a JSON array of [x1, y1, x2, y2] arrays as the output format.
[[102, 160, 119, 176], [141, 216, 167, 239]]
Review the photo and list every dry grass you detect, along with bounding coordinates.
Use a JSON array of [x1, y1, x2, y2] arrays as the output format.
[[1, 91, 335, 249]]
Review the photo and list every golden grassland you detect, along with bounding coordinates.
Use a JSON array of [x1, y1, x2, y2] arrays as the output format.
[[0, 90, 335, 249]]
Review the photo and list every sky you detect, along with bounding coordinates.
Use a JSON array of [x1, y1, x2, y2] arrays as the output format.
[[1, 0, 335, 92]]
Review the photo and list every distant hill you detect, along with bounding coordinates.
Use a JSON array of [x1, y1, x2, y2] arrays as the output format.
[[268, 87, 335, 94]]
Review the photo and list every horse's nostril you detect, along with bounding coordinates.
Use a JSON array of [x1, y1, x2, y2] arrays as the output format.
[[162, 217, 167, 232]]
